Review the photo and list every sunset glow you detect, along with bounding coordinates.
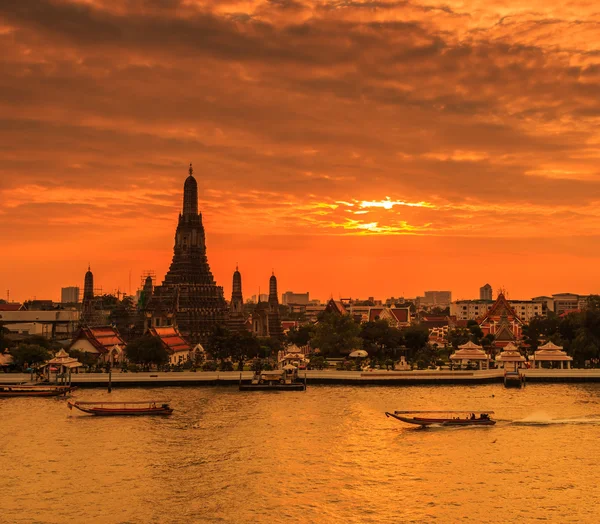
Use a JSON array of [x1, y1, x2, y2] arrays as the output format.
[[2, 0, 600, 301]]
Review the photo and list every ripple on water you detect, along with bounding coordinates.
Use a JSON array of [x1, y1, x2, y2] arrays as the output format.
[[2, 384, 600, 523]]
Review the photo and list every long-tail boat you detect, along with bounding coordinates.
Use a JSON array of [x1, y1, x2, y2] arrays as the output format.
[[68, 400, 174, 416], [0, 384, 76, 397], [385, 410, 496, 427]]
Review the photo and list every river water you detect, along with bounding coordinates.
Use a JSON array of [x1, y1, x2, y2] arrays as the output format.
[[1, 384, 600, 523]]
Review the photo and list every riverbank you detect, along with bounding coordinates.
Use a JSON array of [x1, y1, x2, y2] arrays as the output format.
[[3, 368, 600, 386]]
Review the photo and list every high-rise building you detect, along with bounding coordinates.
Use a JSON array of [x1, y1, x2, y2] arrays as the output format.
[[61, 286, 80, 303], [281, 291, 309, 305], [146, 164, 228, 344], [422, 291, 452, 307], [480, 284, 493, 301]]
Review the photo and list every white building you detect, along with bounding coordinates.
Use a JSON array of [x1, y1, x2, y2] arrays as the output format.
[[451, 300, 543, 323], [421, 291, 452, 308], [281, 291, 310, 305], [552, 293, 581, 315], [480, 284, 492, 301], [0, 310, 80, 338], [61, 286, 80, 304]]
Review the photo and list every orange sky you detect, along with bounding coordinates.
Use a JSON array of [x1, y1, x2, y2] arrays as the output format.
[[2, 0, 600, 303]]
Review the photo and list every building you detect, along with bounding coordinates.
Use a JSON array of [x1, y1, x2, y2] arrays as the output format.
[[0, 309, 79, 339], [281, 291, 309, 305], [552, 293, 580, 315], [451, 299, 543, 323], [450, 300, 493, 321], [478, 293, 523, 348], [227, 266, 246, 333], [68, 326, 126, 364], [421, 291, 452, 308], [0, 303, 25, 312], [145, 164, 228, 344], [532, 296, 553, 316], [250, 294, 269, 303], [252, 273, 283, 339], [61, 286, 80, 304], [322, 299, 411, 327], [479, 284, 492, 301], [147, 326, 192, 365]]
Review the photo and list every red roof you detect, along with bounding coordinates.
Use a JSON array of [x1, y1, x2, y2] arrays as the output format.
[[390, 308, 409, 323], [325, 299, 348, 316], [69, 326, 126, 353], [369, 309, 384, 322], [148, 326, 191, 353], [421, 315, 449, 327], [0, 303, 24, 311]]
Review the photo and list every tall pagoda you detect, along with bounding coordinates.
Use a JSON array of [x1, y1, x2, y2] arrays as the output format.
[[80, 265, 94, 325], [227, 265, 246, 333], [146, 164, 228, 344], [252, 272, 283, 340]]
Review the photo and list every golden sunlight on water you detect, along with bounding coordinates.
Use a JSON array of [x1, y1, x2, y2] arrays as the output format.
[[1, 384, 600, 523]]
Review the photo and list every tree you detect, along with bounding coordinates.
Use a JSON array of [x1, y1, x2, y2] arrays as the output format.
[[69, 349, 98, 367], [447, 328, 470, 349], [230, 331, 261, 370], [207, 325, 233, 363], [359, 320, 404, 360], [125, 337, 169, 367], [311, 313, 362, 357], [286, 324, 315, 347], [110, 296, 137, 340], [9, 344, 51, 369]]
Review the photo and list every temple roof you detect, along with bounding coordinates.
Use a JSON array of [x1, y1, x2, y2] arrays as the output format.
[[69, 326, 126, 354], [538, 341, 563, 351], [496, 343, 525, 361], [479, 293, 522, 326], [148, 326, 191, 353], [325, 299, 348, 316], [0, 303, 24, 311], [390, 308, 409, 323]]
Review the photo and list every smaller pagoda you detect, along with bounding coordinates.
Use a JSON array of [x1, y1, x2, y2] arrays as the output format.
[[495, 342, 526, 371], [449, 341, 490, 370], [533, 341, 573, 369]]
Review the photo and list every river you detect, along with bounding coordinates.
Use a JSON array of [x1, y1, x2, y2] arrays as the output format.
[[1, 384, 599, 523]]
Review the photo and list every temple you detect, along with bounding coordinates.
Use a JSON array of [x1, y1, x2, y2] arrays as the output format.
[[227, 265, 246, 333], [146, 164, 228, 344], [478, 293, 522, 348], [80, 265, 94, 325], [252, 272, 283, 339]]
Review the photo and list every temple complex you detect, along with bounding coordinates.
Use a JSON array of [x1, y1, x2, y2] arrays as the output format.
[[478, 293, 523, 348], [227, 266, 246, 333], [252, 272, 283, 340], [146, 164, 228, 344]]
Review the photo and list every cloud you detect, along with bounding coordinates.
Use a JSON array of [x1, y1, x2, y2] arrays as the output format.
[[2, 0, 600, 300]]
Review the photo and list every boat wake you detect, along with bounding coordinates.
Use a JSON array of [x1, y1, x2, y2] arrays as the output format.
[[510, 412, 600, 426]]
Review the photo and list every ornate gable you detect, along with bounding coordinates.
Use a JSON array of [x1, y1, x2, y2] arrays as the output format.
[[479, 293, 522, 326]]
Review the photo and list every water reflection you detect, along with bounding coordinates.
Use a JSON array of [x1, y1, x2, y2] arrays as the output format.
[[1, 384, 599, 523]]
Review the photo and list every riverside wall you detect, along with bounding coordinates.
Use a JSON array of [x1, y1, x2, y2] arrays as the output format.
[[3, 369, 600, 387]]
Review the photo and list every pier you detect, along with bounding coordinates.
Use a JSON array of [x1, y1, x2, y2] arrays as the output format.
[[3, 369, 600, 387]]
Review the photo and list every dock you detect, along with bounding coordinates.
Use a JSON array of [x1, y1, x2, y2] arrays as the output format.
[[2, 368, 600, 387]]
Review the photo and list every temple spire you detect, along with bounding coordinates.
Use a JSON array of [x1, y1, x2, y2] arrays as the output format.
[[183, 163, 199, 216]]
